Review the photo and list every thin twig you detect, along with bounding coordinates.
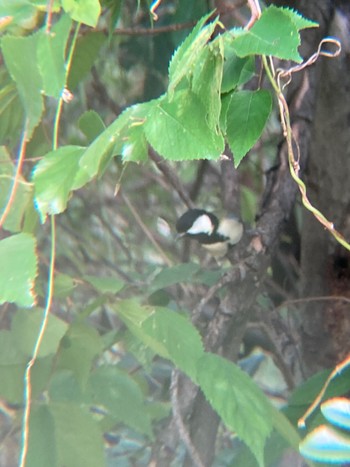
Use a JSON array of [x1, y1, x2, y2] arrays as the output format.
[[121, 192, 173, 266], [0, 124, 28, 228], [19, 216, 56, 467], [170, 370, 205, 467]]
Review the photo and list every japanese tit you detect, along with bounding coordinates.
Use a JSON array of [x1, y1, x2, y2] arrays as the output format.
[[176, 208, 243, 257]]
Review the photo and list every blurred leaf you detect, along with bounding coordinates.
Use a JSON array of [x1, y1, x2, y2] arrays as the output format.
[[1, 31, 43, 138], [67, 32, 106, 89], [84, 275, 125, 294], [117, 300, 171, 359], [231, 6, 316, 63], [57, 323, 102, 388], [32, 145, 89, 220], [0, 79, 23, 145], [0, 146, 33, 232], [37, 14, 72, 98], [26, 405, 57, 467], [49, 402, 105, 467], [141, 307, 204, 378], [322, 398, 350, 431], [61, 0, 101, 27], [12, 308, 68, 357], [53, 273, 76, 298], [0, 0, 37, 26], [88, 366, 153, 436], [0, 233, 37, 307], [49, 369, 83, 403], [150, 263, 200, 291], [78, 110, 106, 144], [226, 90, 272, 166], [144, 90, 224, 161], [197, 353, 272, 467], [300, 425, 350, 464]]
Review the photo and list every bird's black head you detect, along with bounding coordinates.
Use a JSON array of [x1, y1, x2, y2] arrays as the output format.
[[175, 209, 220, 243]]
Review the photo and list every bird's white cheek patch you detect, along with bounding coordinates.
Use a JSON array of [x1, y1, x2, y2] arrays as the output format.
[[187, 214, 214, 235]]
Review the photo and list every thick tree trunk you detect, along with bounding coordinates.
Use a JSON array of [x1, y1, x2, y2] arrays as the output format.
[[299, 4, 350, 375]]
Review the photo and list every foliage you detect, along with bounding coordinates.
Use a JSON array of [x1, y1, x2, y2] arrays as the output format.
[[0, 1, 346, 466]]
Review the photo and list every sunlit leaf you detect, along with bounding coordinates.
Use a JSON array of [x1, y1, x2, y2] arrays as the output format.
[[32, 145, 89, 220], [231, 6, 316, 62], [144, 90, 224, 161], [168, 13, 219, 97], [61, 0, 101, 27], [191, 38, 224, 132]]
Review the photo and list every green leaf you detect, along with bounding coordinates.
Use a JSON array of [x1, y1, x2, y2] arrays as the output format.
[[226, 90, 272, 166], [49, 402, 105, 467], [57, 323, 102, 388], [117, 300, 172, 359], [144, 90, 224, 161], [0, 1, 37, 26], [37, 14, 72, 98], [88, 366, 153, 436], [49, 369, 83, 403], [53, 273, 76, 298], [197, 353, 272, 467], [150, 263, 201, 291], [117, 300, 204, 376], [61, 0, 101, 27], [84, 275, 124, 294], [280, 7, 318, 30], [32, 145, 89, 220], [232, 5, 309, 62], [191, 38, 224, 132], [1, 32, 43, 138], [141, 307, 204, 378], [168, 13, 219, 97], [68, 32, 106, 90], [0, 146, 33, 232], [0, 233, 37, 307], [0, 80, 23, 145], [12, 308, 68, 358], [78, 110, 105, 144], [79, 102, 152, 176], [26, 405, 57, 467], [222, 36, 255, 93]]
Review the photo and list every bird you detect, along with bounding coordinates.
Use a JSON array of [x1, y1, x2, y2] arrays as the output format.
[[175, 208, 243, 257]]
